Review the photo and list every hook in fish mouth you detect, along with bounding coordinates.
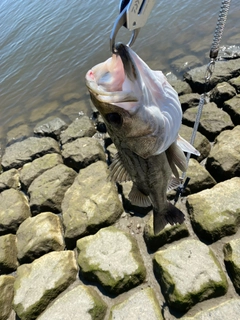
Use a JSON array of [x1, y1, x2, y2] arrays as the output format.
[[114, 42, 138, 82]]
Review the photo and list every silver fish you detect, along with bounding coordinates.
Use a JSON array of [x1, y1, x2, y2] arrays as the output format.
[[86, 43, 199, 234]]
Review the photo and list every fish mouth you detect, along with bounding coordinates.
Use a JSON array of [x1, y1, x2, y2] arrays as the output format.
[[85, 43, 141, 109]]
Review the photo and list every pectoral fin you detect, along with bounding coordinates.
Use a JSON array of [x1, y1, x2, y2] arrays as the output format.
[[109, 152, 131, 182], [153, 202, 185, 234], [177, 135, 200, 156], [129, 184, 152, 207], [165, 142, 187, 178]]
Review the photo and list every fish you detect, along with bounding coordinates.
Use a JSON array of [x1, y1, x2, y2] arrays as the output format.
[[85, 43, 200, 234]]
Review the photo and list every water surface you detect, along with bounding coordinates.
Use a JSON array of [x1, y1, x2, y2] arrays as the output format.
[[0, 0, 239, 152]]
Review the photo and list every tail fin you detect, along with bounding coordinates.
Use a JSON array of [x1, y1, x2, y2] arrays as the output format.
[[153, 202, 185, 234]]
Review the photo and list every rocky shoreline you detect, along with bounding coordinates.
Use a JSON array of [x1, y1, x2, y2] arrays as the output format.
[[0, 57, 240, 320]]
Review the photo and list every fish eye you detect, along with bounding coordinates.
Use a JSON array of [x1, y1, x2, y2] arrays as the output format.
[[105, 113, 123, 127]]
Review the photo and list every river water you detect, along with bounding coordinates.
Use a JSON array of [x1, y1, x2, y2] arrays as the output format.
[[0, 0, 239, 152]]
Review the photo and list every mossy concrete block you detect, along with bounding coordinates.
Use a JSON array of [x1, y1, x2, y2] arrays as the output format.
[[16, 212, 65, 263], [0, 234, 18, 273], [109, 287, 163, 320], [223, 238, 240, 294], [144, 214, 189, 251], [154, 239, 228, 311], [38, 284, 107, 320], [0, 168, 20, 191], [179, 125, 211, 162], [223, 95, 240, 125], [206, 126, 240, 182], [170, 80, 192, 96], [29, 164, 77, 215], [77, 226, 146, 294], [20, 153, 63, 189], [179, 93, 200, 111], [0, 275, 15, 320], [60, 116, 96, 144], [229, 76, 240, 93], [187, 177, 240, 242], [182, 159, 216, 195], [183, 102, 234, 141], [34, 117, 67, 139], [0, 189, 31, 235], [181, 299, 240, 320], [210, 81, 236, 106], [61, 137, 106, 171], [62, 162, 123, 245], [1, 137, 60, 170], [13, 251, 78, 320]]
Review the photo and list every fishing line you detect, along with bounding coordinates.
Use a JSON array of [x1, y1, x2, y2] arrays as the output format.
[[174, 0, 231, 204]]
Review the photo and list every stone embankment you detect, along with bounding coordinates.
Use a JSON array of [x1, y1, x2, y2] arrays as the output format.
[[0, 58, 240, 320]]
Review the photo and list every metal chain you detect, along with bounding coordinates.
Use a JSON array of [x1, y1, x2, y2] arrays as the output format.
[[174, 0, 231, 204]]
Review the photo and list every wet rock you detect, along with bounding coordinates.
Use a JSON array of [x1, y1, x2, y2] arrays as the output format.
[[206, 126, 240, 182], [0, 189, 31, 235], [154, 239, 228, 311], [223, 95, 240, 125], [20, 153, 63, 189], [223, 239, 240, 294], [109, 287, 163, 320], [60, 116, 96, 144], [34, 117, 68, 140], [210, 81, 236, 106], [6, 124, 31, 146], [171, 55, 202, 73], [144, 214, 189, 251], [181, 158, 216, 195], [16, 212, 65, 264], [179, 93, 200, 111], [170, 80, 192, 96], [77, 226, 146, 294], [61, 137, 105, 171], [1, 137, 60, 170], [0, 234, 18, 273], [62, 161, 123, 246], [29, 101, 60, 122], [229, 75, 240, 93], [62, 92, 81, 102], [184, 59, 240, 93], [187, 177, 240, 242], [181, 299, 240, 320], [29, 164, 77, 215], [179, 125, 211, 162], [0, 168, 20, 191], [37, 284, 107, 320], [0, 275, 15, 320], [60, 101, 87, 121], [182, 102, 234, 141], [13, 251, 78, 320]]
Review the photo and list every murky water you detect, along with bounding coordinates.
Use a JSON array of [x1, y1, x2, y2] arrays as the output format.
[[0, 0, 239, 152]]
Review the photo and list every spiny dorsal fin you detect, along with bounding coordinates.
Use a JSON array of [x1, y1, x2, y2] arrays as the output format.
[[128, 183, 151, 207], [109, 152, 131, 182]]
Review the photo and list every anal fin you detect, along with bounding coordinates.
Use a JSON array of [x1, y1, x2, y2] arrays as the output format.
[[153, 202, 185, 234], [129, 184, 151, 207]]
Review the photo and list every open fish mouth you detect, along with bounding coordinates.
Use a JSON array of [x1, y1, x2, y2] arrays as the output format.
[[85, 43, 141, 106]]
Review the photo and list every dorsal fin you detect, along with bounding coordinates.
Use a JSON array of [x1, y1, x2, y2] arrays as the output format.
[[109, 152, 131, 182], [128, 183, 152, 207]]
